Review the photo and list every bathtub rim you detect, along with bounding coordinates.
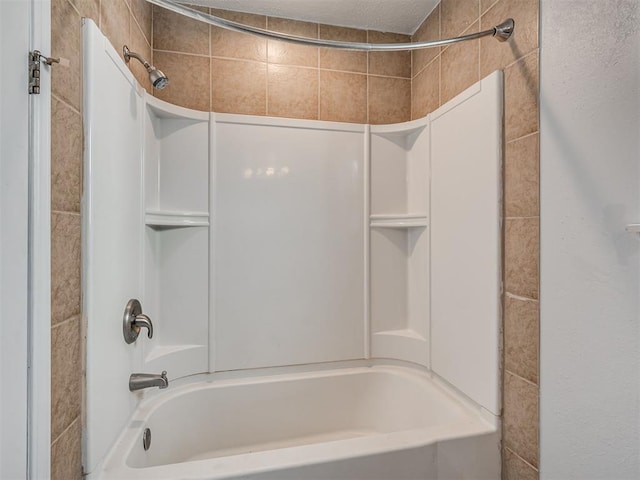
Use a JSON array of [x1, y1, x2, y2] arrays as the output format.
[[130, 358, 498, 425]]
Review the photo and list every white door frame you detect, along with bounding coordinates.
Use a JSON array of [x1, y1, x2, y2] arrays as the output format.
[[0, 0, 51, 478], [29, 0, 52, 478]]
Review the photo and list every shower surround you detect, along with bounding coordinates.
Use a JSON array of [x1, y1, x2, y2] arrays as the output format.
[[50, 0, 539, 478], [82, 15, 502, 474]]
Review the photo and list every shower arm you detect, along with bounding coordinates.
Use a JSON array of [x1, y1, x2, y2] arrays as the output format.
[[145, 0, 514, 51], [123, 46, 152, 71]]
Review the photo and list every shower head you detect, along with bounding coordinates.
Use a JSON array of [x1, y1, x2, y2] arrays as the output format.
[[123, 45, 169, 90], [148, 67, 169, 90]]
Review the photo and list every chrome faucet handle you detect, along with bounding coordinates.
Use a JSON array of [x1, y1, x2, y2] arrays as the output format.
[[133, 313, 153, 339], [123, 299, 154, 344]]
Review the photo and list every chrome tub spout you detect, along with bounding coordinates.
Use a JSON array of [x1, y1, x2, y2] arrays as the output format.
[[129, 371, 168, 391]]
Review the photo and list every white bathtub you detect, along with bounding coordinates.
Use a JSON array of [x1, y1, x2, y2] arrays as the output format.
[[94, 364, 500, 479]]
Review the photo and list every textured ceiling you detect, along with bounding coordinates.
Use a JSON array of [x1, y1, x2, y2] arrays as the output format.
[[186, 0, 440, 35]]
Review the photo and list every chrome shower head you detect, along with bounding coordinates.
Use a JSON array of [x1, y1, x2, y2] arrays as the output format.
[[148, 67, 169, 90], [123, 45, 169, 90]]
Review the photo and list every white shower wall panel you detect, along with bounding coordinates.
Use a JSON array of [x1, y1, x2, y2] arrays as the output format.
[[430, 73, 502, 416], [83, 20, 145, 473], [213, 116, 366, 371]]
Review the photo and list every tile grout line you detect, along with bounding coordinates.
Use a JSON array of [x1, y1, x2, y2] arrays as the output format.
[[505, 292, 539, 303], [198, 55, 410, 80], [265, 23, 270, 116], [477, 5, 481, 88], [409, 26, 415, 120], [209, 20, 212, 112], [505, 48, 539, 71], [412, 48, 441, 81], [51, 210, 82, 217], [504, 447, 540, 472], [153, 48, 211, 58], [507, 130, 539, 144], [209, 14, 213, 111], [209, 53, 214, 112], [317, 22, 321, 120], [130, 6, 151, 48], [51, 416, 80, 448], [51, 314, 81, 331], [366, 30, 370, 123], [369, 67, 412, 81], [483, 0, 504, 20], [51, 93, 82, 117], [66, 0, 80, 19], [505, 369, 539, 388], [438, 9, 441, 107]]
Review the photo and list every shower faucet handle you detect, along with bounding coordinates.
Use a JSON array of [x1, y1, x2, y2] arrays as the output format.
[[123, 299, 154, 344], [133, 313, 153, 339]]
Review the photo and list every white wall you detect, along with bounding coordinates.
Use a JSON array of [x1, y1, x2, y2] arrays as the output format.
[[540, 1, 640, 478], [0, 2, 30, 478]]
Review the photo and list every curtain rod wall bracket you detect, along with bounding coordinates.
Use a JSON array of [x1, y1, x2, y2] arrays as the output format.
[[494, 19, 515, 42]]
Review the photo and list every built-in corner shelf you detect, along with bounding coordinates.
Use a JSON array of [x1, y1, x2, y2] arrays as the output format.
[[374, 328, 426, 341], [145, 93, 210, 122], [369, 116, 430, 367], [369, 116, 429, 137], [145, 210, 209, 228], [370, 214, 428, 228]]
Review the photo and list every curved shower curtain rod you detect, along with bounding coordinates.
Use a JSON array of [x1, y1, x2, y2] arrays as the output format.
[[145, 0, 515, 51]]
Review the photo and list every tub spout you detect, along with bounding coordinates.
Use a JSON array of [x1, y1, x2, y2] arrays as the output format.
[[129, 371, 168, 391]]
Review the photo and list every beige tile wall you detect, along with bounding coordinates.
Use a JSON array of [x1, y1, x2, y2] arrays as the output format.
[[50, 0, 151, 478], [411, 1, 540, 478], [152, 7, 412, 124]]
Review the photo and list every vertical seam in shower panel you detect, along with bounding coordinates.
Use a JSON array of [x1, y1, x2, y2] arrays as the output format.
[[363, 124, 371, 359], [208, 112, 216, 373], [137, 91, 147, 375], [210, 114, 216, 371]]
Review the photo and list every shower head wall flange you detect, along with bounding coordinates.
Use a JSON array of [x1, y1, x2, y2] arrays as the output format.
[[122, 45, 169, 90]]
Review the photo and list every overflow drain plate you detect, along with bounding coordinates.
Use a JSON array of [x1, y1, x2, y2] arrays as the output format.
[[143, 428, 151, 451]]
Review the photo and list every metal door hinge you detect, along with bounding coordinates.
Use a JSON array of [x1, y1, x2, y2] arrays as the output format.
[[29, 50, 60, 95]]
